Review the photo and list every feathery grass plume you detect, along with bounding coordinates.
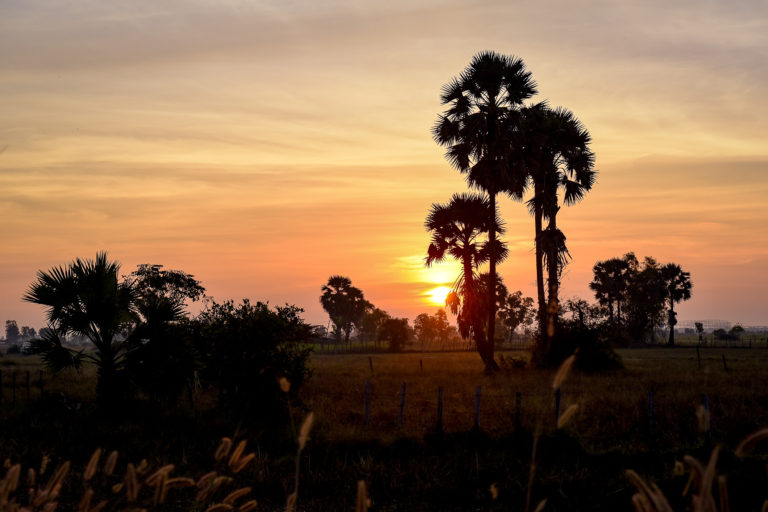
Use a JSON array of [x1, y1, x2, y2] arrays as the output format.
[[111, 483, 124, 494], [285, 491, 297, 512], [223, 487, 251, 505], [735, 428, 768, 458], [524, 434, 540, 512], [206, 504, 234, 512], [84, 448, 102, 482], [197, 475, 233, 502], [40, 455, 51, 476], [279, 377, 291, 393], [298, 412, 315, 451], [27, 468, 36, 487], [136, 459, 149, 475], [239, 499, 258, 512], [215, 438, 233, 462], [104, 451, 118, 476], [124, 463, 139, 502], [489, 483, 498, 501], [228, 440, 247, 469], [695, 405, 709, 433], [166, 477, 195, 488], [152, 471, 168, 504], [673, 461, 685, 476], [557, 404, 579, 429], [533, 499, 547, 512], [231, 453, 255, 474], [145, 464, 175, 486], [44, 461, 70, 500], [718, 476, 730, 512], [355, 481, 370, 512], [762, 500, 768, 512], [197, 471, 217, 489], [78, 488, 94, 512], [4, 464, 20, 493], [625, 470, 674, 512], [552, 354, 576, 390]]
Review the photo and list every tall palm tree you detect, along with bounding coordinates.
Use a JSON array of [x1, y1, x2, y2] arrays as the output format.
[[521, 104, 596, 348], [23, 252, 135, 404], [661, 263, 692, 346], [433, 51, 536, 368], [425, 193, 506, 373], [590, 257, 632, 326]]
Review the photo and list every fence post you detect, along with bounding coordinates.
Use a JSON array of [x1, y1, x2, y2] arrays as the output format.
[[364, 380, 371, 427], [420, 359, 423, 372], [514, 392, 522, 432], [398, 381, 406, 428], [368, 357, 373, 373], [26, 371, 30, 401], [648, 388, 655, 444], [473, 386, 482, 430], [702, 394, 712, 446], [721, 354, 728, 372], [555, 387, 561, 426], [436, 386, 443, 434]]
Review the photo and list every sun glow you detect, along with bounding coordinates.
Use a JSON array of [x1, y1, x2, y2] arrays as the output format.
[[426, 286, 451, 306]]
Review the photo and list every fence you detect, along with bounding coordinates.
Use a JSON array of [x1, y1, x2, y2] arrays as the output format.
[[0, 369, 46, 404]]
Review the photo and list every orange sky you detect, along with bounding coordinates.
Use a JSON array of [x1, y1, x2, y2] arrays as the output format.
[[2, 0, 767, 330]]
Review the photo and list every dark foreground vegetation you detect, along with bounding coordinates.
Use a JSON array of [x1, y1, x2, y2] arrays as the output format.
[[3, 349, 768, 511]]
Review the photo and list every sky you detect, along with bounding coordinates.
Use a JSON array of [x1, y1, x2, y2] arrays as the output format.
[[2, 0, 767, 331]]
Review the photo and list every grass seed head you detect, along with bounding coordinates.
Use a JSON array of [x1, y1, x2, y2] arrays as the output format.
[[238, 499, 258, 512], [552, 355, 576, 391], [228, 441, 247, 469], [84, 448, 102, 482], [104, 451, 118, 476], [223, 487, 252, 505], [215, 438, 233, 462], [557, 404, 579, 429], [206, 505, 234, 512], [735, 428, 768, 458], [279, 377, 291, 393], [298, 413, 315, 451]]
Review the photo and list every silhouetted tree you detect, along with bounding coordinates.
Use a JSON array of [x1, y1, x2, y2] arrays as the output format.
[[378, 317, 410, 352], [23, 252, 135, 404], [521, 104, 596, 354], [4, 320, 20, 344], [498, 290, 535, 338], [661, 263, 692, 346], [590, 256, 633, 327], [433, 51, 536, 370], [624, 256, 666, 344], [425, 193, 506, 372], [358, 307, 389, 345], [320, 276, 369, 343]]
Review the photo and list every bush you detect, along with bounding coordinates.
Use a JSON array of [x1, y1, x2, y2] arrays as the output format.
[[531, 320, 623, 371], [6, 344, 21, 355], [193, 299, 313, 420]]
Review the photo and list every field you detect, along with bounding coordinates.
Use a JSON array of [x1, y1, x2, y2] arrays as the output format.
[[2, 347, 768, 510]]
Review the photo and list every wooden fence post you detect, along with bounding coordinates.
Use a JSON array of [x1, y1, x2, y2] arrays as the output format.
[[398, 382, 406, 428], [368, 357, 373, 373], [364, 380, 371, 427], [420, 359, 423, 372], [436, 386, 443, 434], [648, 388, 655, 444], [702, 394, 712, 446], [555, 387, 562, 426], [514, 392, 522, 432], [721, 354, 728, 372], [26, 371, 30, 401], [473, 386, 482, 430]]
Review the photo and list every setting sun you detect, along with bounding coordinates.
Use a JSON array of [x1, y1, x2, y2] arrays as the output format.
[[426, 286, 451, 306]]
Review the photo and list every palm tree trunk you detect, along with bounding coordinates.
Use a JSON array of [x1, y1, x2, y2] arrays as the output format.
[[667, 299, 676, 346], [546, 217, 560, 340], [534, 201, 547, 342], [486, 191, 499, 374]]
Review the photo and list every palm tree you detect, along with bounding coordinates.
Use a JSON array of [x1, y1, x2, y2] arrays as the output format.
[[661, 263, 692, 346], [433, 51, 536, 367], [425, 193, 506, 373], [521, 104, 596, 349], [320, 276, 368, 343], [23, 252, 135, 404]]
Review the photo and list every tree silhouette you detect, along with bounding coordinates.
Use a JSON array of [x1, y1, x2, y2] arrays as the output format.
[[590, 256, 633, 326], [661, 263, 692, 346], [425, 193, 506, 372], [433, 51, 536, 370], [520, 104, 596, 350], [320, 276, 369, 343], [23, 252, 135, 404]]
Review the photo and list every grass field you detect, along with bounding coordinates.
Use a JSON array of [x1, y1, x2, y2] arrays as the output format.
[[2, 347, 768, 510]]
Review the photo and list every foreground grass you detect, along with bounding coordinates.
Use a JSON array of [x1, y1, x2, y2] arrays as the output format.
[[2, 347, 768, 510]]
